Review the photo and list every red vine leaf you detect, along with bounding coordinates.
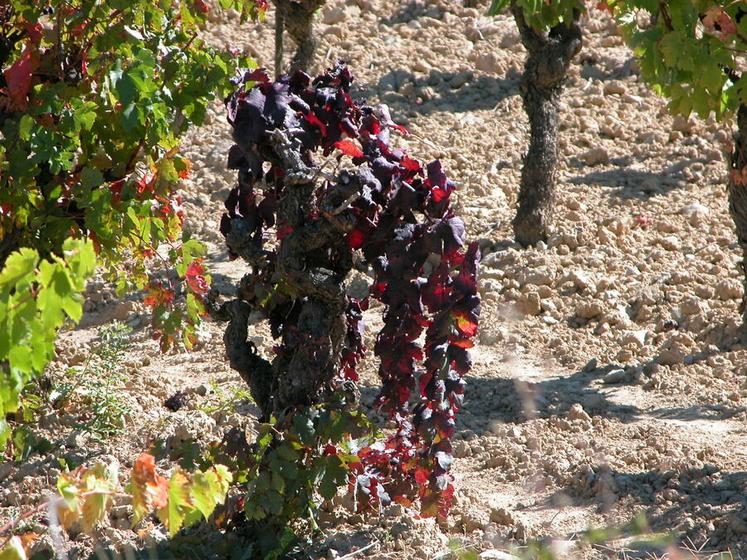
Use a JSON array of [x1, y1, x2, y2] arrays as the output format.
[[347, 228, 365, 249], [453, 311, 478, 337], [186, 259, 209, 296], [304, 111, 328, 137], [334, 139, 364, 158], [4, 46, 38, 109]]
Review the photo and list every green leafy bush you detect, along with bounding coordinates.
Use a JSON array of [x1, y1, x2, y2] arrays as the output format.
[[606, 1, 746, 118], [605, 1, 747, 334], [0, 0, 263, 448]]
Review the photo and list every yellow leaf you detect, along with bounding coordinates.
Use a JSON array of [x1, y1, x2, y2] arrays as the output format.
[[0, 536, 27, 560], [156, 470, 193, 536]]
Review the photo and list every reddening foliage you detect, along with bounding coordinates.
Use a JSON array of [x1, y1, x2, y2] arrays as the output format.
[[0, 0, 264, 449], [0, 453, 233, 559], [220, 62, 480, 524]]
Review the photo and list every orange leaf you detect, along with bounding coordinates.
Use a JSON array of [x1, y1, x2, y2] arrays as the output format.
[[131, 453, 169, 522], [334, 140, 364, 159], [453, 312, 478, 337]]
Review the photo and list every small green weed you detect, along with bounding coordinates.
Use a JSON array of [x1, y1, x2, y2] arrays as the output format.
[[50, 322, 134, 440], [199, 381, 254, 416]]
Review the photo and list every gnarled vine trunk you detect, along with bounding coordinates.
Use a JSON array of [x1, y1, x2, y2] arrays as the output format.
[[210, 65, 480, 527], [728, 103, 747, 338], [211, 130, 351, 421], [510, 4, 582, 247], [272, 0, 325, 76]]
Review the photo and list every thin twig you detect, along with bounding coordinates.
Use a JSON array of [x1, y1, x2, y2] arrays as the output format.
[[274, 5, 284, 77], [337, 540, 378, 559], [329, 192, 360, 216]]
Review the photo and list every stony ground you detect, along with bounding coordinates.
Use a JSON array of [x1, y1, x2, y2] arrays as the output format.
[[3, 0, 747, 558]]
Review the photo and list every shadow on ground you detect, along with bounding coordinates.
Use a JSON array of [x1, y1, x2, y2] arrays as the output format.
[[456, 365, 641, 433], [379, 0, 448, 26], [354, 69, 519, 117], [82, 511, 375, 560], [82, 522, 270, 560], [568, 158, 709, 200], [545, 465, 747, 559], [452, 364, 746, 435], [578, 53, 638, 82]]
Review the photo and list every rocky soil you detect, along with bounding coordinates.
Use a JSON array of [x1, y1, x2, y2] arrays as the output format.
[[3, 0, 747, 559]]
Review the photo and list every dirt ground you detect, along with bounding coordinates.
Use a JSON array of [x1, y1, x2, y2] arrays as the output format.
[[3, 0, 747, 558]]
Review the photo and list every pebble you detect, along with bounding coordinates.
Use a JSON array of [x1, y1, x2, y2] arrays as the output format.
[[657, 332, 695, 366], [580, 147, 609, 166], [193, 384, 210, 397], [323, 5, 360, 25], [672, 114, 696, 134], [474, 52, 504, 74], [66, 431, 89, 449], [172, 412, 217, 441], [616, 349, 634, 363], [519, 292, 542, 316], [680, 202, 710, 225], [568, 403, 592, 422], [603, 81, 626, 95], [489, 507, 515, 525], [449, 71, 473, 89], [583, 358, 598, 372], [65, 351, 87, 366], [680, 297, 707, 316], [460, 510, 489, 532], [576, 301, 603, 319], [602, 368, 627, 384], [519, 270, 553, 287], [621, 330, 648, 348], [715, 279, 742, 301], [558, 208, 582, 226], [454, 440, 472, 458], [564, 270, 595, 292], [659, 235, 681, 251], [413, 60, 431, 73]]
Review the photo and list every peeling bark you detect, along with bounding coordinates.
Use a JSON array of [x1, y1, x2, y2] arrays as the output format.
[[212, 130, 355, 420], [272, 0, 325, 75], [510, 4, 582, 247]]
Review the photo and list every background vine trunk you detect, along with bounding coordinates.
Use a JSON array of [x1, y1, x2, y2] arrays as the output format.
[[728, 103, 747, 338], [272, 0, 325, 74], [510, 4, 581, 247]]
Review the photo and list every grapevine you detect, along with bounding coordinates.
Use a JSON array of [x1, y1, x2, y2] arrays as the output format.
[[606, 0, 747, 334], [0, 0, 264, 447], [210, 62, 480, 546], [489, 0, 584, 247]]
